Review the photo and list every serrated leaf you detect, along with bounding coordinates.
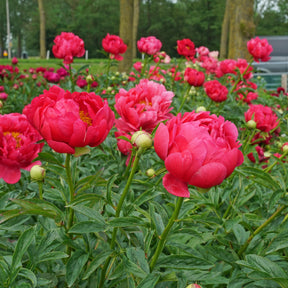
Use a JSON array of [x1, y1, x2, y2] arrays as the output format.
[[11, 227, 34, 272], [69, 220, 106, 234], [82, 250, 113, 280], [66, 250, 89, 287]]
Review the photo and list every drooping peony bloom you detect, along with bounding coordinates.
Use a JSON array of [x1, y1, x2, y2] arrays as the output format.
[[247, 37, 273, 62], [102, 33, 127, 61], [177, 39, 196, 60], [52, 32, 85, 64], [23, 86, 115, 154], [154, 111, 244, 197], [184, 67, 205, 87], [114, 79, 174, 133], [244, 104, 279, 132], [204, 80, 228, 102], [137, 36, 162, 55], [0, 113, 44, 184]]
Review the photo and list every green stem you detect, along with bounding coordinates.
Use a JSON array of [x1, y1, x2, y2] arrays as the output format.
[[38, 181, 43, 200], [150, 196, 184, 272], [238, 205, 286, 257], [69, 64, 74, 92], [99, 148, 143, 287], [242, 128, 257, 153], [177, 85, 191, 113], [264, 150, 288, 173], [65, 153, 75, 255]]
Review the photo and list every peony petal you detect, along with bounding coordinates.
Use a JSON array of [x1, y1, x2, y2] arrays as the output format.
[[154, 123, 169, 160], [163, 173, 190, 197], [0, 163, 21, 184], [189, 162, 227, 189], [46, 139, 75, 154]]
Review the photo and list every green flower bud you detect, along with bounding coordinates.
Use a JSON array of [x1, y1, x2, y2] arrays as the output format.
[[131, 131, 153, 149], [196, 106, 206, 113], [146, 168, 156, 177], [30, 165, 46, 181], [186, 284, 202, 288], [86, 75, 93, 84], [246, 120, 257, 129]]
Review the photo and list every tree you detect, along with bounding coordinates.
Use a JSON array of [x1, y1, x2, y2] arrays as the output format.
[[38, 0, 46, 59], [220, 0, 255, 60], [119, 0, 134, 72]]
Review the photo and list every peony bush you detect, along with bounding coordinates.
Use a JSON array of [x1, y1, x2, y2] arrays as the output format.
[[1, 33, 288, 288]]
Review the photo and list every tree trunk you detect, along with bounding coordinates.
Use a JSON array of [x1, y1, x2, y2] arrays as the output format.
[[38, 0, 46, 59], [132, 0, 139, 59], [119, 0, 134, 73], [220, 0, 230, 59], [227, 0, 255, 60]]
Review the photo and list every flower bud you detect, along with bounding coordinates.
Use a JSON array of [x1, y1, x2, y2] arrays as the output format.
[[282, 143, 288, 153], [186, 284, 202, 288], [0, 100, 3, 109], [30, 165, 46, 181], [196, 106, 206, 113], [73, 146, 91, 157], [146, 168, 156, 177], [246, 120, 257, 129], [131, 131, 153, 149], [86, 75, 93, 84]]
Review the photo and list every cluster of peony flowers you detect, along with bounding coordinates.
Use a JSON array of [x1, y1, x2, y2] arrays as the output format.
[[154, 111, 244, 197], [0, 113, 44, 184], [23, 86, 115, 154]]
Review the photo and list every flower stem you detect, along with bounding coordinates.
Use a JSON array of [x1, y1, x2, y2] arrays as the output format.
[[99, 148, 143, 286], [149, 196, 184, 272], [38, 181, 43, 200], [69, 64, 74, 92], [238, 205, 286, 257], [177, 85, 191, 113]]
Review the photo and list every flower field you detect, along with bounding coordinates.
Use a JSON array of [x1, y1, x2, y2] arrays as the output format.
[[1, 34, 288, 288]]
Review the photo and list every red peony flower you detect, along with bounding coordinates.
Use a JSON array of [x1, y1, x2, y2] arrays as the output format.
[[244, 104, 279, 132], [23, 86, 115, 154], [184, 67, 205, 87], [177, 39, 196, 60], [43, 71, 60, 83], [0, 113, 44, 184], [11, 57, 18, 65], [52, 32, 85, 64], [137, 36, 162, 55], [102, 33, 127, 61], [247, 37, 273, 62], [154, 111, 244, 197], [204, 80, 228, 102], [114, 79, 174, 133], [0, 92, 8, 100]]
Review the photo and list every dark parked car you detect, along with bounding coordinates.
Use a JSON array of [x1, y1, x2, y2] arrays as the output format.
[[252, 36, 288, 73]]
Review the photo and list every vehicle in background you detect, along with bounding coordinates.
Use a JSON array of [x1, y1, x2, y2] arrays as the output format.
[[252, 36, 288, 73]]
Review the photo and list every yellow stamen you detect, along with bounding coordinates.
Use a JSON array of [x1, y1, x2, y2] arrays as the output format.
[[79, 110, 92, 126]]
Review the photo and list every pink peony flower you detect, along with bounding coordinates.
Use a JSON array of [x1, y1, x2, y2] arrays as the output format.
[[177, 39, 196, 60], [154, 111, 244, 197], [204, 80, 228, 102], [11, 57, 18, 65], [115, 79, 174, 133], [23, 86, 115, 154], [0, 92, 8, 100], [52, 32, 85, 64], [153, 51, 171, 64], [0, 113, 44, 184], [43, 71, 60, 83], [137, 36, 162, 55], [244, 104, 279, 132], [184, 68, 205, 87], [247, 37, 273, 62], [102, 33, 127, 61]]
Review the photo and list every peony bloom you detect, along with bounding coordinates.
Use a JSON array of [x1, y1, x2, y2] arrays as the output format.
[[114, 79, 174, 133], [204, 80, 228, 102], [177, 39, 196, 60], [153, 51, 171, 64], [0, 92, 8, 100], [184, 68, 205, 87], [52, 32, 85, 64], [0, 113, 44, 184], [11, 57, 18, 65], [102, 33, 127, 61], [244, 104, 279, 132], [43, 71, 60, 83], [235, 81, 258, 103], [0, 86, 4, 92], [154, 111, 244, 197], [23, 86, 115, 154], [137, 36, 162, 55], [247, 37, 273, 62]]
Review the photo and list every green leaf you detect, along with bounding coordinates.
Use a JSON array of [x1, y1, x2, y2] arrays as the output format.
[[75, 171, 106, 194], [11, 227, 35, 272], [69, 220, 106, 234], [126, 247, 149, 274], [69, 204, 106, 224], [35, 152, 63, 166], [109, 216, 147, 228], [66, 250, 89, 287], [37, 252, 68, 264], [236, 167, 281, 191], [137, 273, 160, 288], [232, 223, 250, 245], [82, 250, 113, 280], [106, 174, 119, 205], [122, 256, 147, 279], [18, 268, 37, 288]]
